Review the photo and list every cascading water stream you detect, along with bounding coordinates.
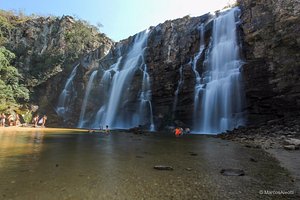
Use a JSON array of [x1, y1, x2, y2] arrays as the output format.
[[195, 7, 244, 134], [167, 23, 174, 62], [77, 70, 98, 128], [139, 64, 155, 131], [56, 63, 79, 120], [88, 30, 154, 129], [192, 24, 206, 131], [172, 65, 184, 115]]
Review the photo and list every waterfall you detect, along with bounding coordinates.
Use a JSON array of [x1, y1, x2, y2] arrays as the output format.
[[192, 24, 206, 131], [91, 30, 152, 129], [77, 70, 98, 128], [167, 23, 174, 63], [172, 65, 184, 115], [139, 64, 155, 131], [194, 7, 244, 134], [56, 63, 79, 120]]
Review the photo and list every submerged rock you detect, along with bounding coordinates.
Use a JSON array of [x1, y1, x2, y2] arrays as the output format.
[[220, 169, 245, 176], [153, 165, 174, 171], [284, 145, 299, 150], [284, 138, 300, 147]]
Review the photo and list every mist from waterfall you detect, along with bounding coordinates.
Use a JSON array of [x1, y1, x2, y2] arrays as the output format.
[[194, 7, 244, 134], [56, 63, 79, 121]]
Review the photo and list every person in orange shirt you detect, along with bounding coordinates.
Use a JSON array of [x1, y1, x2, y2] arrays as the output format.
[[174, 127, 182, 137]]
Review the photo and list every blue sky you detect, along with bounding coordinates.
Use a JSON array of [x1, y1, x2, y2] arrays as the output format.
[[1, 0, 235, 41]]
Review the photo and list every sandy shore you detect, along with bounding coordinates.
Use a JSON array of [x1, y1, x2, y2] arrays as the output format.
[[0, 126, 89, 133]]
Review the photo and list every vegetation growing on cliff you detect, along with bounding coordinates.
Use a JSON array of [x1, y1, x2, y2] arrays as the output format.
[[0, 47, 29, 111], [0, 9, 112, 116], [64, 18, 107, 62], [0, 11, 29, 111]]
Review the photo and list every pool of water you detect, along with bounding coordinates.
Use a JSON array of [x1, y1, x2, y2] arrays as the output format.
[[0, 129, 298, 199]]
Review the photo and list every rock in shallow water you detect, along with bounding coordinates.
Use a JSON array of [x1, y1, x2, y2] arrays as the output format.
[[153, 165, 174, 171], [283, 145, 299, 150], [284, 138, 300, 147], [220, 169, 245, 176]]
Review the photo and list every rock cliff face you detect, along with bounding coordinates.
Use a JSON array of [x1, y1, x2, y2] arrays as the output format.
[[67, 0, 299, 130], [146, 15, 213, 129], [3, 0, 299, 130], [237, 0, 300, 124], [2, 13, 113, 125], [61, 14, 216, 129]]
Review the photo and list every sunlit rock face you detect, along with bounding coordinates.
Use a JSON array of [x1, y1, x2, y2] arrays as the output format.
[[4, 14, 113, 126], [237, 0, 300, 124], [63, 9, 246, 132], [67, 14, 215, 130], [53, 0, 300, 130]]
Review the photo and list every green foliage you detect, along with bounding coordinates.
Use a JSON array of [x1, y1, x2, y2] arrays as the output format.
[[28, 50, 65, 78], [0, 47, 29, 112], [0, 14, 14, 45], [65, 18, 103, 62], [21, 110, 32, 124]]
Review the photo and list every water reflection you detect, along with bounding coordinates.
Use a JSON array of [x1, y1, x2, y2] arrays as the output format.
[[0, 130, 44, 160], [0, 130, 297, 200]]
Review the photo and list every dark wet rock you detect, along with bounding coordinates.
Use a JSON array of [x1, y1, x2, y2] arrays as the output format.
[[250, 158, 258, 162], [129, 127, 143, 134], [190, 153, 198, 156], [136, 156, 144, 158], [153, 165, 174, 171], [220, 169, 245, 176]]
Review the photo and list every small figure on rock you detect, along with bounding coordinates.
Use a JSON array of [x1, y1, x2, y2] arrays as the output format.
[[41, 115, 47, 127], [185, 127, 190, 134], [33, 115, 39, 127], [0, 113, 6, 127], [15, 114, 20, 126], [174, 127, 183, 137]]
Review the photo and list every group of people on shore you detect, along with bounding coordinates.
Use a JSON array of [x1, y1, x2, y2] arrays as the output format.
[[32, 115, 47, 127], [89, 125, 110, 134], [0, 113, 47, 128], [1, 113, 21, 127]]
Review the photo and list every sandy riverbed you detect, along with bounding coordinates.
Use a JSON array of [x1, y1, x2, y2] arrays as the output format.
[[0, 126, 89, 133], [0, 130, 298, 199]]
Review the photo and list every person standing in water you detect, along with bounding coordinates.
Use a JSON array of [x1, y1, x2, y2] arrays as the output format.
[[105, 125, 110, 134]]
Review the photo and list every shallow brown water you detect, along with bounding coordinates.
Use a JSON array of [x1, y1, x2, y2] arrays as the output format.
[[0, 129, 298, 199]]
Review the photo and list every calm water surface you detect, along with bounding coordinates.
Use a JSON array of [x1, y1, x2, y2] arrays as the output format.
[[0, 129, 298, 199]]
